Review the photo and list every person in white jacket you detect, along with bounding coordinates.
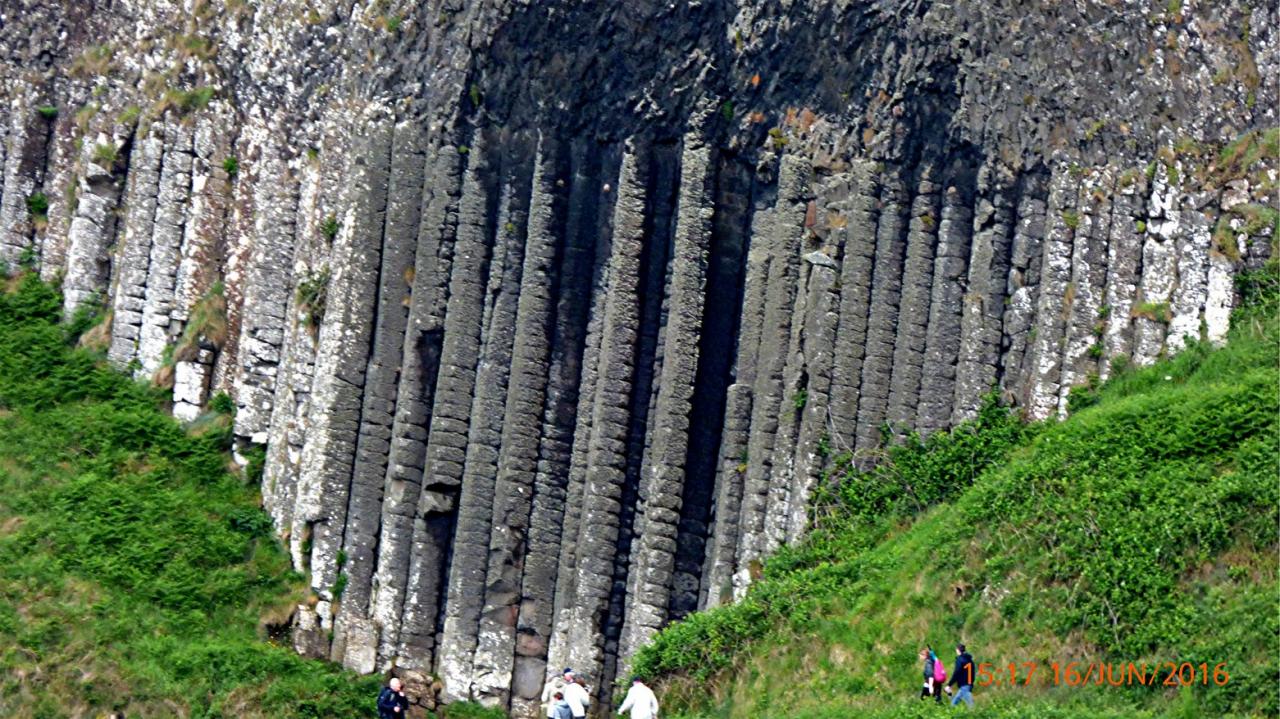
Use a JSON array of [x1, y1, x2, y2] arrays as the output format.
[[617, 677, 659, 719], [561, 670, 591, 719], [540, 674, 567, 718]]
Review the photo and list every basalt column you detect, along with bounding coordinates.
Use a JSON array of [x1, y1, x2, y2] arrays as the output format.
[[952, 164, 1016, 423], [511, 138, 600, 710], [545, 139, 623, 679], [670, 152, 751, 618], [917, 175, 976, 435], [470, 141, 566, 708], [332, 122, 428, 673], [700, 180, 769, 611], [853, 167, 910, 457], [885, 167, 942, 434], [397, 131, 497, 670], [825, 161, 879, 454], [372, 138, 465, 664], [732, 153, 808, 598], [437, 139, 534, 700], [292, 116, 394, 637], [550, 144, 647, 687], [618, 137, 714, 661]]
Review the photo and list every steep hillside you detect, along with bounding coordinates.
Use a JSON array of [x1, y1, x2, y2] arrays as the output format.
[[0, 275, 502, 718], [636, 262, 1279, 718]]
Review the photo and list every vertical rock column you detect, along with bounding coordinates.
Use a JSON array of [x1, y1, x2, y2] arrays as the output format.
[[783, 196, 843, 542], [885, 167, 941, 433], [1055, 168, 1114, 416], [553, 144, 647, 685], [699, 200, 768, 610], [107, 129, 164, 367], [37, 108, 78, 282], [438, 150, 532, 701], [670, 153, 751, 620], [397, 132, 495, 670], [471, 142, 563, 708], [547, 142, 617, 675], [997, 170, 1049, 403], [517, 138, 596, 697], [232, 147, 301, 442], [1131, 162, 1180, 365], [136, 123, 193, 377], [0, 93, 46, 266], [853, 167, 910, 456], [1098, 168, 1148, 378], [292, 116, 393, 641], [260, 147, 330, 534], [1166, 188, 1214, 353], [62, 132, 125, 317], [171, 112, 236, 420], [952, 164, 1015, 423], [332, 122, 427, 673], [732, 153, 807, 598], [761, 233, 815, 555], [917, 179, 975, 434], [618, 138, 714, 661], [1024, 165, 1080, 421], [825, 160, 879, 454], [372, 137, 465, 663]]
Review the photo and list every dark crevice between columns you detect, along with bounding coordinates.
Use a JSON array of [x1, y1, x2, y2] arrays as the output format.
[[669, 152, 751, 622]]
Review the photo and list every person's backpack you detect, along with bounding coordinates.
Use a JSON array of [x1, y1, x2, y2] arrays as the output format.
[[933, 658, 947, 683]]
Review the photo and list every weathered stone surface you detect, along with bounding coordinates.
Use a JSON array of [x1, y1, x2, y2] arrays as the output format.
[[918, 181, 974, 434], [619, 137, 713, 661], [7, 0, 1275, 712], [730, 154, 808, 600], [952, 164, 1014, 423]]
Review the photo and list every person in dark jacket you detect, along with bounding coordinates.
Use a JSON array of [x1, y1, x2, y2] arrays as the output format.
[[948, 644, 975, 707], [378, 677, 410, 718]]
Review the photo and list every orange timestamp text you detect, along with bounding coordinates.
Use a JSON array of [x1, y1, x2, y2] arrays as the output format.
[[961, 661, 1231, 688]]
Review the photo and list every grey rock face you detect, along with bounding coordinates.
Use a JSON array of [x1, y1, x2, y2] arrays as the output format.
[[5, 0, 1276, 713]]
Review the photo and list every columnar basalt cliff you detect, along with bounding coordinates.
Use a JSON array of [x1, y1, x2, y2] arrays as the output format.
[[2, 0, 1275, 714]]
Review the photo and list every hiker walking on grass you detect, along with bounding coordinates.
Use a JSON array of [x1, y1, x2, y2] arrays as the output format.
[[377, 677, 409, 718], [561, 669, 591, 719], [919, 647, 944, 703], [947, 643, 975, 708], [617, 676, 660, 719]]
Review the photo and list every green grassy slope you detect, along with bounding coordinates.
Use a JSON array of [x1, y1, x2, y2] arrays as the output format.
[[0, 274, 509, 719], [0, 275, 388, 718], [636, 263, 1279, 719]]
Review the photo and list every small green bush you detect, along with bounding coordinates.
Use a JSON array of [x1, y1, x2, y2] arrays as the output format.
[[37, 105, 59, 120], [296, 266, 331, 330], [320, 215, 339, 241], [26, 192, 49, 220], [92, 142, 118, 167]]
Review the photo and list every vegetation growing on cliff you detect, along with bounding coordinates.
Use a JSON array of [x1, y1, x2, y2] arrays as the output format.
[[638, 262, 1279, 718], [0, 275, 382, 717]]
